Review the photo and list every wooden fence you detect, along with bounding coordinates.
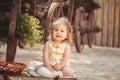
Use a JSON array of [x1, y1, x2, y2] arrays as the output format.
[[94, 0, 120, 48]]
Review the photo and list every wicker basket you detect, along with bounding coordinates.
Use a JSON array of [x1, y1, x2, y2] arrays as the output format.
[[0, 61, 26, 75]]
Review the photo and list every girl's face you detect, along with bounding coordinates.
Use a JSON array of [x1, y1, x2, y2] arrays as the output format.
[[52, 25, 67, 42]]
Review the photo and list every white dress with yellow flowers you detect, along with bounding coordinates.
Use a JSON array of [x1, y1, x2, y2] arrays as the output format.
[[48, 41, 67, 66]]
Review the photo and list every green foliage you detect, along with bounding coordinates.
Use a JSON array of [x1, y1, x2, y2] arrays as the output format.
[[16, 13, 44, 48]]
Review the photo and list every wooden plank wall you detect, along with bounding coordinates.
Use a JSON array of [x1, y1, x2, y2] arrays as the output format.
[[94, 0, 120, 48]]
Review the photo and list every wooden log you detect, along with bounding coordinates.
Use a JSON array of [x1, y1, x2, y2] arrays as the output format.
[[106, 0, 115, 47], [101, 1, 109, 46], [95, 0, 103, 46], [113, 0, 119, 47], [0, 75, 77, 80], [6, 0, 21, 62], [29, 0, 36, 15], [119, 1, 120, 47]]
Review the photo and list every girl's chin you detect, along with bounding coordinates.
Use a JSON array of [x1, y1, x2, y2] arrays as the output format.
[[53, 39, 62, 42]]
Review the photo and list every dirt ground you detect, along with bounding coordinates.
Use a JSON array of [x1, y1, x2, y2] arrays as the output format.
[[0, 44, 120, 80]]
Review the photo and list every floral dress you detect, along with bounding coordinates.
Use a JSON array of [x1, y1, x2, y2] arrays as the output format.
[[48, 41, 67, 66]]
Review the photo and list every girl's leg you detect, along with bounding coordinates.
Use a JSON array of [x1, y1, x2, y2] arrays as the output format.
[[37, 66, 52, 78], [28, 65, 43, 77], [61, 66, 75, 76], [37, 66, 63, 78], [35, 64, 43, 72], [28, 70, 39, 77]]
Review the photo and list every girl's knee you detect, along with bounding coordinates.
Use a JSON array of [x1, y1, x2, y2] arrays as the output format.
[[61, 66, 75, 76]]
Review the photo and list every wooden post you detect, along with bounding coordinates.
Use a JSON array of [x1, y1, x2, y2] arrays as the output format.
[[6, 0, 21, 62], [29, 0, 36, 15], [67, 0, 74, 24], [4, 0, 21, 79]]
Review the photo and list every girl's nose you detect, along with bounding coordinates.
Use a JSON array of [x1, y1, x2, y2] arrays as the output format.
[[57, 30, 60, 33]]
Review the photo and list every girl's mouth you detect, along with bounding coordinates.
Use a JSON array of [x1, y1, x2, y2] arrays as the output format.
[[56, 35, 61, 37]]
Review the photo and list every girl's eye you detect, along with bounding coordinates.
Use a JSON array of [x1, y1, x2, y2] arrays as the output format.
[[55, 29, 58, 31]]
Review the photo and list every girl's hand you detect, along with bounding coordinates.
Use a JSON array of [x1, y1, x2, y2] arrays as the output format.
[[53, 64, 62, 71]]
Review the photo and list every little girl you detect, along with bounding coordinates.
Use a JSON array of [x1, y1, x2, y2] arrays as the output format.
[[28, 17, 75, 78]]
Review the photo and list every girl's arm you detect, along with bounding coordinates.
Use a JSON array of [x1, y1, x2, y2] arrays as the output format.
[[43, 41, 54, 71], [59, 44, 71, 68]]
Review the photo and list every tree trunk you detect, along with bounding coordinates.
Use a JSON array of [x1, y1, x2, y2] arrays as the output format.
[[29, 0, 36, 15], [6, 0, 21, 62]]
